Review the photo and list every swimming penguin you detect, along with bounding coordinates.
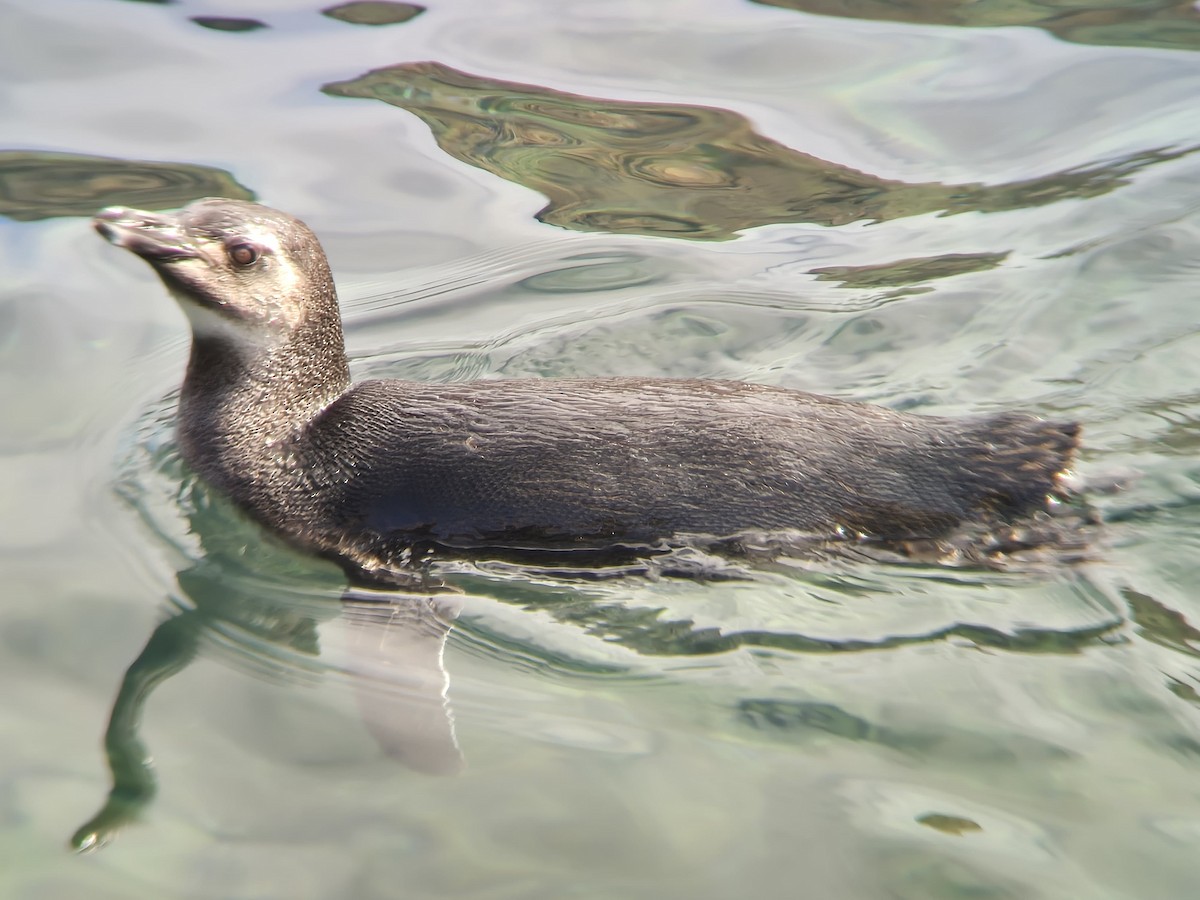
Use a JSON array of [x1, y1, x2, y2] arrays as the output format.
[[94, 199, 1080, 584]]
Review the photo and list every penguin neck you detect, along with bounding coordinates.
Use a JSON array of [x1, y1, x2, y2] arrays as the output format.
[[177, 315, 350, 467]]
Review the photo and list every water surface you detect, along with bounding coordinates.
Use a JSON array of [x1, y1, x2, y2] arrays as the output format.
[[2, 0, 1199, 897]]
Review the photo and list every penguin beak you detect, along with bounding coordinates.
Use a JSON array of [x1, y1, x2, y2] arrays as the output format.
[[94, 206, 200, 263]]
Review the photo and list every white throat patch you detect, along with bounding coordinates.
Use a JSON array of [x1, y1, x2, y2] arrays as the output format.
[[172, 286, 268, 348]]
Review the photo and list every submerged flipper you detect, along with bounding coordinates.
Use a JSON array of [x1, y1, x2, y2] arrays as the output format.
[[339, 589, 464, 775]]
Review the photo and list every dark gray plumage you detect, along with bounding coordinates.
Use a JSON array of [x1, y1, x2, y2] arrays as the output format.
[[94, 199, 1079, 585]]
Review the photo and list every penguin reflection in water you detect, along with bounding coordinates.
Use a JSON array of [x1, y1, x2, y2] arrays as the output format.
[[76, 198, 1087, 849], [70, 480, 464, 852]]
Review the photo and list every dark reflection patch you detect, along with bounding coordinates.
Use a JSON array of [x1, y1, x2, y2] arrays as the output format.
[[322, 1, 425, 25], [0, 151, 254, 222], [517, 252, 663, 293], [739, 699, 877, 740], [1124, 586, 1200, 657], [190, 16, 268, 32], [323, 62, 1195, 241], [811, 252, 1009, 288], [752, 0, 1200, 53], [917, 813, 983, 835]]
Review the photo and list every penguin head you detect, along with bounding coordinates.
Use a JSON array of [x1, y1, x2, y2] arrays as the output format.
[[95, 198, 340, 343]]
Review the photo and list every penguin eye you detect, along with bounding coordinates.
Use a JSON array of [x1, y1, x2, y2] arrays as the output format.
[[227, 243, 261, 267]]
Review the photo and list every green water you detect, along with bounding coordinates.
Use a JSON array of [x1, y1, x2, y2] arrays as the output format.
[[2, 0, 1199, 897]]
